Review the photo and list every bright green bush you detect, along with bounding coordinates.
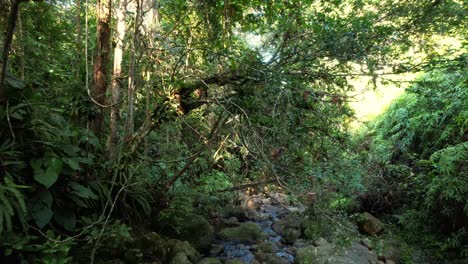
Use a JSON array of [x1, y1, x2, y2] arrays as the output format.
[[361, 69, 467, 258]]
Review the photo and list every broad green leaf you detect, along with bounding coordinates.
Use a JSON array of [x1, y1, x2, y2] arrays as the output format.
[[54, 209, 76, 231], [63, 158, 80, 171], [69, 182, 98, 200], [34, 158, 63, 188], [37, 189, 53, 207], [31, 202, 53, 229]]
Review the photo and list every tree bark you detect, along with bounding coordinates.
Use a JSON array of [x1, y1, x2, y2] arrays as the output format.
[[89, 0, 112, 136], [75, 0, 81, 79], [1, 0, 22, 101], [17, 10, 24, 80], [125, 0, 141, 137], [107, 0, 127, 159]]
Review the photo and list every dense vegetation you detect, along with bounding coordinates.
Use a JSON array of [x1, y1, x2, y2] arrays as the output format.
[[0, 0, 466, 263]]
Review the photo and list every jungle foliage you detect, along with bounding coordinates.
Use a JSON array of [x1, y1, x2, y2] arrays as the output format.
[[0, 0, 466, 262], [356, 68, 467, 258]]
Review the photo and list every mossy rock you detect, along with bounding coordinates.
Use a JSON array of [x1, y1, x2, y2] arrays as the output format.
[[357, 212, 384, 236], [225, 260, 244, 264], [136, 232, 169, 261], [156, 209, 214, 251], [257, 241, 279, 253], [221, 205, 256, 221], [198, 257, 223, 264], [254, 252, 289, 264], [169, 252, 192, 264], [169, 240, 201, 263], [218, 222, 268, 243], [295, 245, 320, 264]]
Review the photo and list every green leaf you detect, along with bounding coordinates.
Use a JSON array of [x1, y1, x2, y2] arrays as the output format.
[[31, 202, 53, 229], [54, 209, 76, 231], [69, 182, 98, 200], [61, 144, 80, 156], [37, 189, 53, 207], [63, 158, 80, 171], [34, 158, 63, 188]]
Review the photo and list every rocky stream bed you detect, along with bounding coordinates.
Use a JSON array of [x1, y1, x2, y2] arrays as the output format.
[[115, 191, 434, 264]]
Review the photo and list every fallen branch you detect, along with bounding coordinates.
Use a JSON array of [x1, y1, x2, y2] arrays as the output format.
[[163, 112, 227, 192]]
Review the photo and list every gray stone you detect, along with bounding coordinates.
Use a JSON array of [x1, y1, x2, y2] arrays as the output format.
[[360, 238, 372, 250], [312, 237, 328, 247]]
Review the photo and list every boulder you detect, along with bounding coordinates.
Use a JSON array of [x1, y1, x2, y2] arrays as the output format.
[[156, 209, 214, 251], [170, 240, 201, 263], [358, 212, 384, 236], [198, 257, 222, 264], [360, 238, 372, 250], [218, 222, 268, 243], [170, 252, 192, 264], [312, 237, 328, 247], [137, 232, 169, 260]]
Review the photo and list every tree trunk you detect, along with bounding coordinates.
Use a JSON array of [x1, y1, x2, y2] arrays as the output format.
[[125, 0, 141, 137], [107, 0, 127, 159], [1, 0, 22, 101], [75, 0, 81, 79], [17, 10, 24, 80], [89, 0, 111, 136]]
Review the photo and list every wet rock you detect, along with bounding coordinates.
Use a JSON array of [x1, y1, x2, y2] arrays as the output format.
[[219, 222, 268, 243], [198, 257, 222, 264], [170, 252, 192, 264], [156, 209, 214, 251], [358, 212, 384, 236], [255, 252, 289, 264], [170, 240, 201, 263]]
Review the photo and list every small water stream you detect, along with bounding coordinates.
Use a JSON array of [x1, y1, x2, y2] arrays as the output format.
[[209, 203, 296, 264]]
